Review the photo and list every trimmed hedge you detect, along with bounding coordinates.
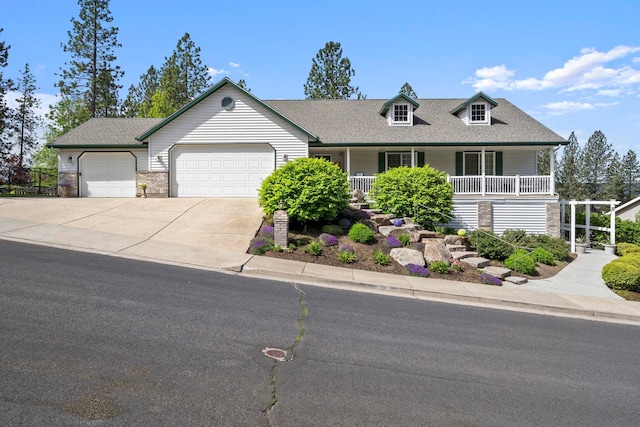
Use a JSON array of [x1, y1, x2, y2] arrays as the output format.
[[616, 242, 638, 256], [348, 223, 376, 244], [601, 262, 640, 291]]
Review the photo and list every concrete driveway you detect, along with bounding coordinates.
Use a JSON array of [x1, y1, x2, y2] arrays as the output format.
[[0, 198, 264, 270]]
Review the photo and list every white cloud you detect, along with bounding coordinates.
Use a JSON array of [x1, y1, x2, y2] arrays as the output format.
[[597, 89, 622, 97], [542, 100, 618, 115], [464, 45, 640, 94], [208, 67, 229, 78], [229, 62, 240, 68]]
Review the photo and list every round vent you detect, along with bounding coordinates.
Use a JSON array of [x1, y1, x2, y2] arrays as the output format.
[[221, 97, 234, 110]]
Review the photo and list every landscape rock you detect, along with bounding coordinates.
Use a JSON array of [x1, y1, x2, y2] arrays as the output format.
[[424, 239, 452, 263], [350, 188, 366, 203], [390, 247, 425, 267], [443, 235, 468, 248], [414, 230, 438, 241], [370, 213, 393, 226]]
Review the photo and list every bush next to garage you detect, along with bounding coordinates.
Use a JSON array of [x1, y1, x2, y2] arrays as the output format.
[[258, 157, 350, 222], [369, 165, 453, 228]]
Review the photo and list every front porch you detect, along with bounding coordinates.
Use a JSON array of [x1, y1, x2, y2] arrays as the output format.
[[350, 174, 555, 196]]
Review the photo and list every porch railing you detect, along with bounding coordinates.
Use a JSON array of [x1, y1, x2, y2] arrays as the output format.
[[349, 175, 553, 196]]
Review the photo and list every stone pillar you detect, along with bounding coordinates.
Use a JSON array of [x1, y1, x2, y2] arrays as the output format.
[[546, 202, 561, 238], [273, 210, 289, 249], [136, 171, 169, 197], [477, 201, 492, 231], [58, 172, 78, 197]]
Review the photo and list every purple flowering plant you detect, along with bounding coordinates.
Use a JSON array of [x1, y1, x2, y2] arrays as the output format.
[[385, 235, 403, 248], [319, 233, 338, 246], [480, 273, 502, 286], [405, 263, 430, 277]]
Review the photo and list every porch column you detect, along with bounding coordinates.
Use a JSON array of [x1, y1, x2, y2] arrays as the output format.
[[346, 147, 351, 176], [570, 200, 576, 253], [549, 147, 556, 195], [585, 201, 591, 245], [610, 200, 616, 245], [481, 148, 486, 196], [411, 147, 415, 168]]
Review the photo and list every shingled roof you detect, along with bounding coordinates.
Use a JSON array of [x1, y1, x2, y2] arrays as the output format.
[[48, 118, 162, 148], [264, 98, 567, 146]]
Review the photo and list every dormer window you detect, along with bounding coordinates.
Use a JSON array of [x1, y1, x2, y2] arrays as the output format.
[[470, 103, 487, 123], [393, 104, 409, 123]]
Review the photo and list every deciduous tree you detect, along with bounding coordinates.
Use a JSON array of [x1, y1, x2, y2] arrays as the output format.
[[57, 0, 123, 117], [304, 41, 364, 99], [44, 97, 91, 143]]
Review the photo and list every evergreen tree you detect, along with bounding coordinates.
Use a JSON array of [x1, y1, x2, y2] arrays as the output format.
[[399, 82, 417, 99], [0, 28, 16, 162], [556, 132, 586, 200], [121, 65, 159, 117], [579, 130, 613, 199], [14, 63, 42, 168], [601, 152, 625, 202], [57, 0, 123, 117], [537, 147, 553, 175], [304, 41, 364, 99], [148, 33, 211, 116], [620, 149, 640, 202], [237, 79, 251, 93]]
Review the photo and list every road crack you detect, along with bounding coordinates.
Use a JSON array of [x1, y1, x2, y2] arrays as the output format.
[[263, 283, 307, 425]]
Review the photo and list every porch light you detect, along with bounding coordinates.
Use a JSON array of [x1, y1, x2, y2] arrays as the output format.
[[68, 156, 73, 163]]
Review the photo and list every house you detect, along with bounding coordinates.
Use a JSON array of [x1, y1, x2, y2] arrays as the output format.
[[610, 196, 640, 221], [48, 77, 568, 235]]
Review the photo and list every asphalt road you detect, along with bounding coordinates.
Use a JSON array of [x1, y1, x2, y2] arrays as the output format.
[[1, 240, 639, 426]]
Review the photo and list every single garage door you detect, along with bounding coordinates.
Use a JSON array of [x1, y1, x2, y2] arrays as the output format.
[[171, 144, 274, 197], [80, 152, 136, 197]]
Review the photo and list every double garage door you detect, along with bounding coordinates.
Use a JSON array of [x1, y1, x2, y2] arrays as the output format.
[[171, 144, 274, 197], [79, 152, 136, 197]]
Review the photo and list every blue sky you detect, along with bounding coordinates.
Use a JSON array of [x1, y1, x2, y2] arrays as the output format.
[[3, 0, 639, 154]]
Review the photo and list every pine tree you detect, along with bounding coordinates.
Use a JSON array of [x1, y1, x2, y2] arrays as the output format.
[[57, 0, 123, 117], [399, 82, 417, 99], [620, 149, 640, 202], [237, 79, 251, 93], [0, 28, 16, 161], [304, 41, 364, 99], [121, 65, 160, 117], [148, 33, 211, 116], [556, 132, 586, 200], [537, 147, 554, 175], [14, 64, 42, 168], [579, 130, 613, 199], [601, 152, 625, 202]]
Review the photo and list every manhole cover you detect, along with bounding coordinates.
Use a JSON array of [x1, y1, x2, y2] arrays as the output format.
[[262, 347, 287, 361]]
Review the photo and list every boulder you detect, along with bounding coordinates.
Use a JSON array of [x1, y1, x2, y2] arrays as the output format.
[[424, 239, 452, 263], [443, 235, 468, 247], [388, 225, 419, 238], [370, 213, 393, 226], [350, 188, 366, 203], [414, 230, 438, 241], [390, 247, 425, 267]]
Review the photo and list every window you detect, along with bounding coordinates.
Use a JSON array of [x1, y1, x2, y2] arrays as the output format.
[[387, 152, 413, 169], [393, 104, 409, 123], [470, 103, 487, 123], [313, 154, 332, 162], [463, 151, 495, 175]]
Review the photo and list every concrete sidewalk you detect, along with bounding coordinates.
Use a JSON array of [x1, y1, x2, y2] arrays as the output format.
[[1, 198, 639, 325]]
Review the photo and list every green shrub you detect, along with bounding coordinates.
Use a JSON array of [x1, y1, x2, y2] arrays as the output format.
[[501, 229, 528, 245], [258, 157, 350, 222], [337, 245, 356, 263], [616, 242, 638, 256], [611, 256, 640, 269], [622, 246, 640, 256], [525, 234, 569, 261], [373, 250, 391, 266], [308, 241, 323, 256], [321, 224, 344, 235], [505, 249, 537, 275], [348, 223, 375, 244], [615, 217, 640, 245], [369, 165, 453, 227], [469, 230, 512, 261], [429, 260, 450, 274], [398, 233, 411, 246], [531, 247, 555, 266], [602, 262, 640, 291]]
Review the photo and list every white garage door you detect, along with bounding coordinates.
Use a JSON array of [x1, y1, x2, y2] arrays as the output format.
[[80, 152, 136, 197], [171, 144, 274, 197]]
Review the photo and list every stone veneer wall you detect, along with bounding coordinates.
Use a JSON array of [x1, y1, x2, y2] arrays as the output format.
[[58, 172, 78, 197], [477, 201, 492, 231], [546, 202, 561, 238], [136, 171, 169, 197]]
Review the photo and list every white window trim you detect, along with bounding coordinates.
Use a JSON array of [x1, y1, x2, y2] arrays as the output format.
[[463, 151, 496, 175], [391, 103, 412, 126], [386, 152, 415, 170], [469, 102, 490, 125]]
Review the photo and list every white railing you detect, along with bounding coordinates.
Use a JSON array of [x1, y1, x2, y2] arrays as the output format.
[[449, 175, 552, 195], [350, 175, 553, 196], [349, 176, 376, 194]]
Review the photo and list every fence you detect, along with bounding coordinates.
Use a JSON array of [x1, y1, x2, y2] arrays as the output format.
[[0, 167, 58, 196], [560, 200, 619, 253]]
